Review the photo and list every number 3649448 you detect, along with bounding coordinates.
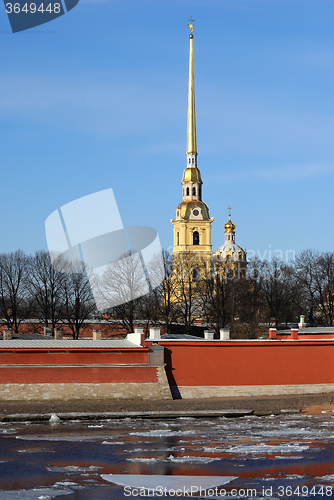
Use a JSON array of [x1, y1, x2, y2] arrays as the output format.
[[5, 3, 61, 14]]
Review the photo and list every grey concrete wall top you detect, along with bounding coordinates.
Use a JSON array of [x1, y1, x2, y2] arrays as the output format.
[[0, 339, 145, 350], [279, 327, 334, 335]]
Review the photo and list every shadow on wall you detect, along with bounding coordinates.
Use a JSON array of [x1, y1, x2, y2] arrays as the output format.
[[164, 347, 181, 399]]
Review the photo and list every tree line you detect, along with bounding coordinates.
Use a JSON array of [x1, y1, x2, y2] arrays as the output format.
[[0, 248, 334, 339], [0, 250, 96, 338], [119, 248, 334, 338]]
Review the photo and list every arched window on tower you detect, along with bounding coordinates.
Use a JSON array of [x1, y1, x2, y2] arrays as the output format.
[[193, 231, 199, 245], [192, 157, 194, 164], [188, 158, 191, 164], [199, 186, 201, 198], [192, 268, 199, 281], [192, 187, 196, 195], [186, 187, 190, 196], [177, 232, 179, 246]]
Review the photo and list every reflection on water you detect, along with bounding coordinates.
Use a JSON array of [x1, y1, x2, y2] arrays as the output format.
[[0, 413, 333, 498]]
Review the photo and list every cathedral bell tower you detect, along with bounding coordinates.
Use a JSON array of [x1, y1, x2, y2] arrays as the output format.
[[171, 20, 214, 260]]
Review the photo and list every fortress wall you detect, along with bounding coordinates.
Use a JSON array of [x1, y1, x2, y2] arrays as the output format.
[[0, 365, 157, 384], [0, 346, 172, 401], [159, 340, 334, 399], [1, 339, 333, 401], [0, 349, 149, 365]]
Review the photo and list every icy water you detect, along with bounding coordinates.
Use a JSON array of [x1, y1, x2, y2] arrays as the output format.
[[0, 413, 334, 499]]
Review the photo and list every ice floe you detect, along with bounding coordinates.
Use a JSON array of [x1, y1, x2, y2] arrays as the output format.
[[101, 473, 238, 490], [129, 429, 194, 437], [102, 440, 124, 445], [225, 443, 309, 455], [315, 474, 334, 481], [0, 488, 72, 499], [126, 454, 219, 464], [46, 465, 103, 473]]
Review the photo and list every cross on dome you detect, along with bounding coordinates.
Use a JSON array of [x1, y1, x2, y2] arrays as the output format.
[[224, 206, 235, 233]]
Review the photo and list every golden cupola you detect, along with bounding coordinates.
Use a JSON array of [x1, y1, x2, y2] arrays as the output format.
[[182, 167, 202, 183], [224, 208, 236, 234]]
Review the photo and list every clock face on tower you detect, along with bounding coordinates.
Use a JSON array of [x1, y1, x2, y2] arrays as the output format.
[[190, 207, 203, 219]]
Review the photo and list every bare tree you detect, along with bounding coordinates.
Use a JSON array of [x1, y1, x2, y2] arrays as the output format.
[[233, 258, 265, 338], [259, 258, 294, 328], [62, 261, 97, 339], [0, 250, 29, 333], [201, 261, 236, 336], [146, 250, 178, 334], [314, 252, 334, 326], [292, 249, 320, 326], [172, 252, 207, 334], [27, 251, 67, 333], [95, 252, 149, 334]]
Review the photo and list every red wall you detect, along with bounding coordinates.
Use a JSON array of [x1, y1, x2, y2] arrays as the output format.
[[2, 339, 334, 389], [277, 333, 334, 340], [0, 346, 156, 384], [0, 366, 156, 384], [0, 349, 148, 365], [159, 341, 334, 387]]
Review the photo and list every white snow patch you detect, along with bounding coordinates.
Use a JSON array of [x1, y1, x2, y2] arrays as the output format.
[[49, 414, 60, 423]]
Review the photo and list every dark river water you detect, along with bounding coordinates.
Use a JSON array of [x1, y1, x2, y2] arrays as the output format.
[[0, 413, 333, 499]]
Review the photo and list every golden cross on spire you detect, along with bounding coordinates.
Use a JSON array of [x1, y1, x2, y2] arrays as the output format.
[[227, 205, 232, 215], [187, 16, 195, 34]]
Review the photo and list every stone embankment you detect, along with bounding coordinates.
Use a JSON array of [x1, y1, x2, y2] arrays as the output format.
[[0, 392, 333, 422]]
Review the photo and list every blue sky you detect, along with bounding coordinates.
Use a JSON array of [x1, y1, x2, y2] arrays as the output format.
[[1, 0, 334, 261]]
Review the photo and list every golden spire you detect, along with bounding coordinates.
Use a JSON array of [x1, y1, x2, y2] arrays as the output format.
[[187, 17, 197, 155]]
